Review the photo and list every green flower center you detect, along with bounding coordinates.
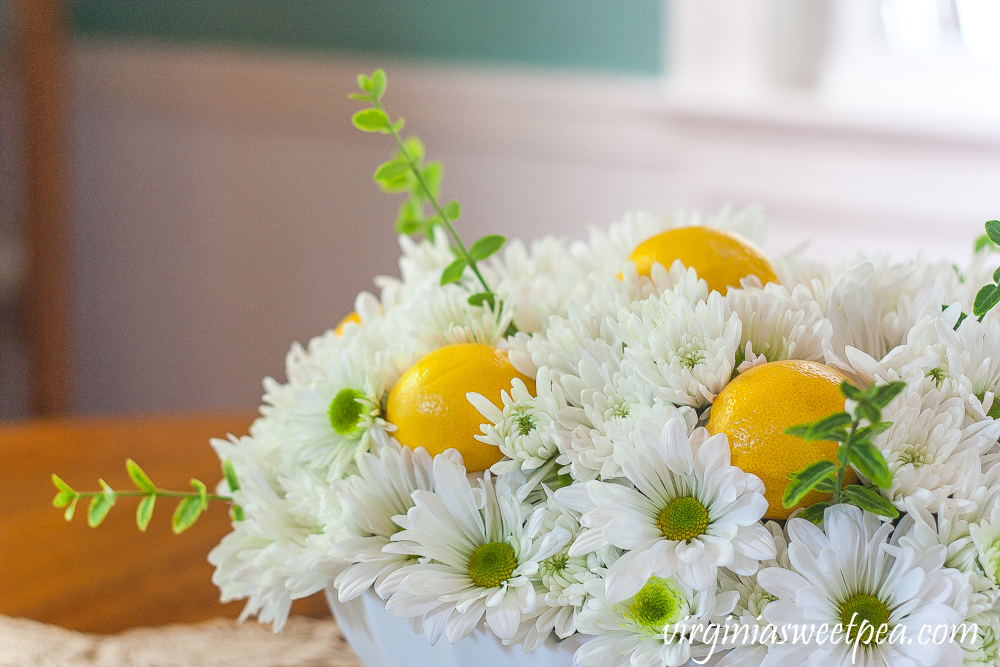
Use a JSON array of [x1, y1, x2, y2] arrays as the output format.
[[657, 496, 710, 542], [540, 550, 569, 577], [839, 594, 891, 643], [468, 541, 517, 588], [328, 388, 366, 436], [514, 411, 536, 436], [926, 367, 946, 387], [627, 576, 685, 632]]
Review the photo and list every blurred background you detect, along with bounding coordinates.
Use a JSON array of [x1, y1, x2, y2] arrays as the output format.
[[1, 0, 998, 420]]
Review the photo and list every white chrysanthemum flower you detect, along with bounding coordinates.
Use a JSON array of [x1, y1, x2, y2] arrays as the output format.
[[714, 522, 790, 667], [574, 570, 738, 667], [617, 290, 741, 409], [489, 236, 594, 334], [406, 283, 514, 348], [874, 377, 997, 512], [502, 491, 606, 652], [559, 418, 774, 598], [823, 256, 953, 377], [758, 504, 971, 667], [329, 444, 441, 602], [971, 504, 1000, 592], [559, 337, 697, 481], [208, 430, 343, 631], [384, 454, 571, 644], [469, 367, 568, 475], [897, 463, 1000, 592], [290, 340, 397, 481], [727, 282, 831, 374]]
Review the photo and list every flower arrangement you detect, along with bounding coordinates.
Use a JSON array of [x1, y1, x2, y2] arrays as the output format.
[[53, 70, 1000, 667]]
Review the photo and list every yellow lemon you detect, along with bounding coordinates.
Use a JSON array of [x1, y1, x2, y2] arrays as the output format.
[[335, 311, 361, 335], [627, 226, 778, 295], [387, 343, 535, 472], [706, 359, 856, 519]]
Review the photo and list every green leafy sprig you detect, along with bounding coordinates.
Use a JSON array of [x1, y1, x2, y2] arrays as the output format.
[[971, 221, 1000, 321], [782, 380, 905, 525], [350, 69, 507, 312], [52, 459, 243, 534]]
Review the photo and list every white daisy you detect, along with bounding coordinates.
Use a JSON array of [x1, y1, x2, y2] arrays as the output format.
[[290, 339, 397, 481], [468, 367, 568, 475], [383, 453, 571, 644], [405, 282, 515, 348], [559, 418, 774, 598], [758, 504, 971, 667], [329, 443, 441, 602], [574, 569, 738, 667]]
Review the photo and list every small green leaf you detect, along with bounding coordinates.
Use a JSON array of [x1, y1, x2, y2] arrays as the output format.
[[782, 459, 838, 508], [370, 69, 387, 99], [136, 495, 156, 531], [852, 421, 892, 442], [126, 459, 156, 493], [468, 235, 506, 262], [87, 480, 116, 528], [52, 473, 75, 495], [857, 402, 881, 425], [64, 497, 78, 521], [442, 200, 461, 221], [866, 381, 906, 409], [985, 220, 1000, 245], [993, 266, 1000, 284], [223, 460, 241, 492], [402, 137, 424, 162], [814, 476, 838, 493], [974, 284, 1000, 317], [231, 505, 245, 522], [191, 479, 209, 510], [53, 489, 74, 508], [797, 502, 831, 525], [347, 93, 371, 101], [841, 484, 899, 518], [172, 497, 203, 534], [974, 234, 995, 254], [467, 292, 496, 308], [440, 258, 467, 285], [954, 311, 968, 330], [419, 162, 443, 199], [374, 159, 411, 182], [839, 381, 864, 401], [391, 118, 405, 133], [357, 73, 371, 92], [848, 441, 893, 488], [351, 108, 391, 133], [784, 412, 851, 442]]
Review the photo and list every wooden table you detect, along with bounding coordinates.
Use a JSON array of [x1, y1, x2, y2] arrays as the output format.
[[0, 413, 330, 633]]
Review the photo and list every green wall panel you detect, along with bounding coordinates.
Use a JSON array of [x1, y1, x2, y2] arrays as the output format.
[[71, 1, 664, 75]]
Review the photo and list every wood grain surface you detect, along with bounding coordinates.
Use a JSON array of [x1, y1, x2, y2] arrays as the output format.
[[0, 413, 330, 633]]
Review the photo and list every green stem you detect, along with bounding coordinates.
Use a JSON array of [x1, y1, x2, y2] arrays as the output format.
[[74, 490, 233, 502], [833, 417, 861, 504], [370, 96, 493, 297]]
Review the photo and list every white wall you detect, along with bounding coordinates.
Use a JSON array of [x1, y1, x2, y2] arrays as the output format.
[[70, 41, 1000, 415]]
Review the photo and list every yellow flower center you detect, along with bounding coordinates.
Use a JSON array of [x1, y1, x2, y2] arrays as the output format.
[[468, 541, 517, 588], [657, 496, 709, 542], [839, 594, 891, 643]]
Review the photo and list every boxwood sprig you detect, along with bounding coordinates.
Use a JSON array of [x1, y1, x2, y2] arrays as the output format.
[[782, 380, 905, 525], [350, 69, 507, 314], [51, 459, 244, 534]]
